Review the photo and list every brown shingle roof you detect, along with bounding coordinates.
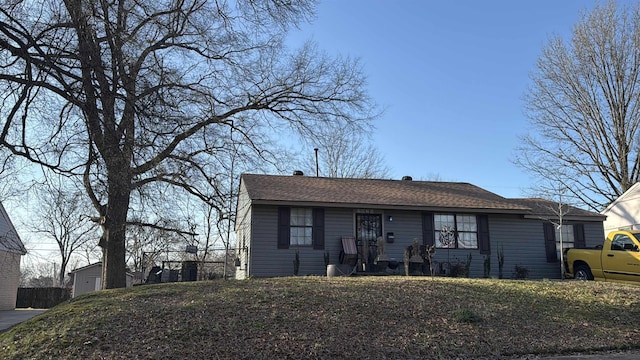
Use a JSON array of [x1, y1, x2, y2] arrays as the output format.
[[509, 198, 606, 221], [241, 174, 606, 220], [241, 174, 530, 213]]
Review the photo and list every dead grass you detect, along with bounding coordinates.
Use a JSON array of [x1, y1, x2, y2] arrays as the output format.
[[1, 277, 640, 359]]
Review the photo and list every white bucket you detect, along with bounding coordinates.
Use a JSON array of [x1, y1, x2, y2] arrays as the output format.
[[326, 264, 354, 277]]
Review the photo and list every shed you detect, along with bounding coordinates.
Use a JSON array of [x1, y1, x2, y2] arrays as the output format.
[[70, 262, 134, 297]]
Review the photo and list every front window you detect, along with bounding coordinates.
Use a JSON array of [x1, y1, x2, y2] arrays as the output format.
[[290, 208, 313, 246], [434, 214, 478, 249], [555, 224, 574, 258]]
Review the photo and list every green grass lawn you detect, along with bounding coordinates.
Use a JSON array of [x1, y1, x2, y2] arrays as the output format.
[[1, 277, 640, 359]]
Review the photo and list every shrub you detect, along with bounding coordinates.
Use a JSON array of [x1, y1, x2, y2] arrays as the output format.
[[513, 264, 529, 279], [464, 253, 472, 278], [293, 250, 300, 275], [454, 308, 482, 323], [483, 255, 491, 278], [449, 262, 467, 277], [497, 244, 505, 279]]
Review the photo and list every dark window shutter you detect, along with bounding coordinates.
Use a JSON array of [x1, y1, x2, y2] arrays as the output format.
[[422, 212, 434, 246], [574, 224, 586, 248], [312, 208, 325, 250], [543, 222, 557, 262], [277, 207, 290, 249], [477, 215, 490, 255]]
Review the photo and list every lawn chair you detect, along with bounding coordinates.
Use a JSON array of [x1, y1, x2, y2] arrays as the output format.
[[339, 236, 358, 266]]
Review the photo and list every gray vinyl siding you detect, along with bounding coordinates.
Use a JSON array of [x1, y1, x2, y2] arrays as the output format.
[[324, 208, 356, 267], [483, 215, 555, 279], [476, 215, 605, 279], [248, 205, 356, 277], [245, 206, 442, 277], [583, 222, 606, 247], [242, 204, 605, 279], [379, 211, 423, 261], [248, 205, 278, 276]]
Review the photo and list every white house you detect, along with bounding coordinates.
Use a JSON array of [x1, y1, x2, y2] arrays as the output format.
[[0, 202, 26, 310], [70, 262, 134, 298], [601, 183, 640, 235]]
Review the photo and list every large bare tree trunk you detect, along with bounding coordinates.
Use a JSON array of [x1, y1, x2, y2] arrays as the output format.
[[99, 154, 132, 288], [102, 193, 130, 289]]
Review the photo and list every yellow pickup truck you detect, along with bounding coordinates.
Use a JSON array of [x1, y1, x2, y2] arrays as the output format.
[[565, 230, 640, 284]]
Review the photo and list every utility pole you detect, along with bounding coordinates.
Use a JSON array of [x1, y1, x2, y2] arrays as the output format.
[[52, 262, 57, 287]]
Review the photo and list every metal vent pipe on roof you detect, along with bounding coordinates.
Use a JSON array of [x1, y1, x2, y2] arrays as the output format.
[[314, 148, 319, 177]]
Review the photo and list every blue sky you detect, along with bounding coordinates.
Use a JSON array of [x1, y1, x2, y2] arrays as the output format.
[[287, 0, 609, 198]]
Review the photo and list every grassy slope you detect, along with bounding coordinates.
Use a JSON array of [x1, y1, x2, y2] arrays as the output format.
[[1, 277, 640, 359]]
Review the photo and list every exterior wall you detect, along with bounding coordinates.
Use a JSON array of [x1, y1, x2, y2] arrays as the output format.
[[72, 265, 103, 297], [246, 205, 353, 277], [0, 203, 22, 253], [602, 185, 640, 234], [235, 182, 252, 279], [477, 215, 604, 279], [380, 210, 423, 261], [243, 204, 605, 279], [483, 216, 556, 279], [246, 206, 424, 277], [235, 218, 251, 280], [0, 250, 22, 310], [72, 265, 134, 297], [583, 221, 606, 247]]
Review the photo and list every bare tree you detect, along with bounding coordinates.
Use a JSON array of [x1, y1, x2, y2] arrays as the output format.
[[19, 259, 56, 287], [127, 219, 188, 282], [185, 203, 230, 280], [31, 177, 98, 287], [75, 238, 101, 266], [301, 126, 390, 178], [0, 0, 375, 288], [517, 1, 640, 211], [532, 192, 572, 279]]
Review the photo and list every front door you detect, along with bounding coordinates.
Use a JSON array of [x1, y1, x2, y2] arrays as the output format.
[[356, 213, 382, 271]]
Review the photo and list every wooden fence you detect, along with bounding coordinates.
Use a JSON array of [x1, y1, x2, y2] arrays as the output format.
[[16, 287, 71, 309]]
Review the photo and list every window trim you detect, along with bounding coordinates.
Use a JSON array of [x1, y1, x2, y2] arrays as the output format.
[[290, 207, 313, 246], [544, 223, 586, 262], [433, 213, 479, 250], [277, 206, 325, 250]]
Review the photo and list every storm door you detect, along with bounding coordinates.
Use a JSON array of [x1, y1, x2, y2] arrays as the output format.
[[356, 213, 382, 271]]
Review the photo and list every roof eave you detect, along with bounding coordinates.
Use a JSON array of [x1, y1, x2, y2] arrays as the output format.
[[522, 214, 607, 222], [0, 247, 27, 255], [250, 199, 530, 214]]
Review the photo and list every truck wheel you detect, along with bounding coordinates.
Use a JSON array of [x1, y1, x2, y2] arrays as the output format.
[[574, 265, 594, 280]]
